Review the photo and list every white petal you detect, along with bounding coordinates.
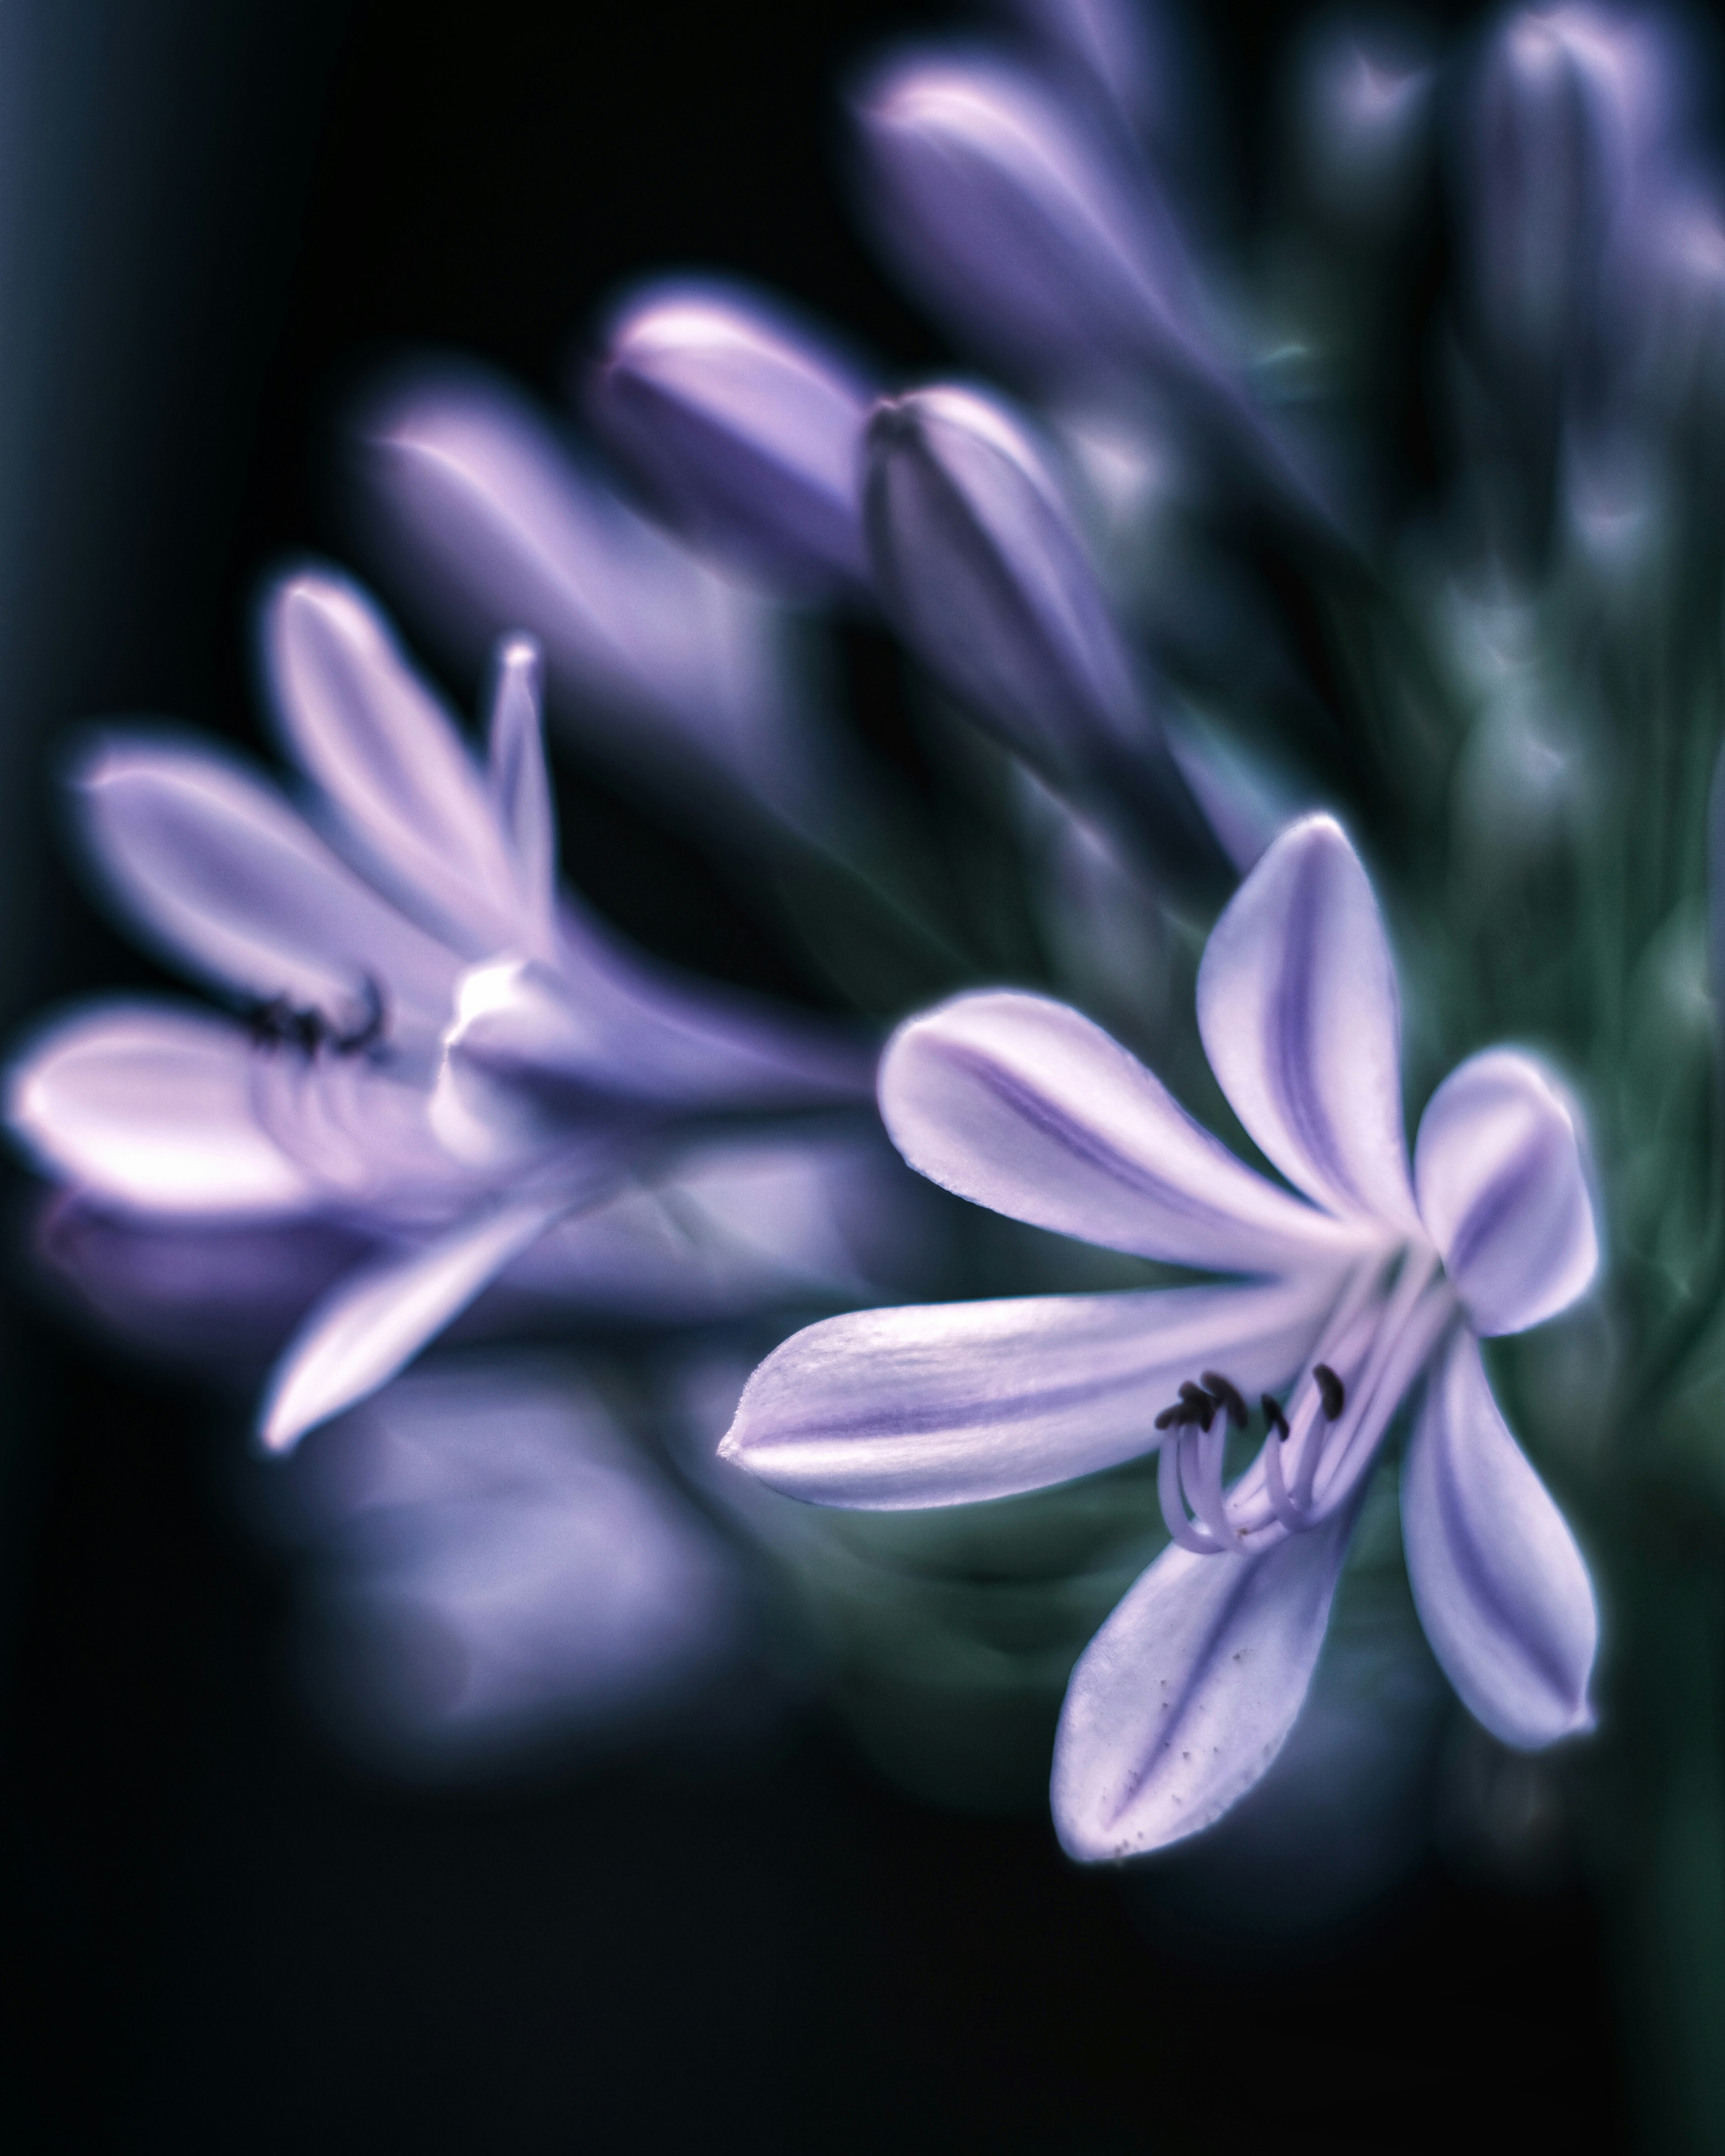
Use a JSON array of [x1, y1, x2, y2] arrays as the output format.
[[1402, 1331, 1598, 1748], [258, 1194, 571, 1452], [1197, 815, 1422, 1234], [265, 571, 533, 959], [880, 989, 1360, 1270], [7, 1003, 313, 1216], [719, 1276, 1327, 1509], [1414, 1048, 1598, 1336], [1052, 1502, 1358, 1859], [73, 733, 460, 1034]]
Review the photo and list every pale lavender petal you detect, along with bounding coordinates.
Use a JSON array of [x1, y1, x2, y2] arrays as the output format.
[[1414, 1048, 1598, 1336], [71, 733, 461, 1036], [265, 570, 533, 960], [258, 1193, 572, 1451], [1000, 0, 1161, 143], [485, 634, 557, 929], [863, 385, 1226, 886], [7, 1002, 314, 1216], [851, 51, 1210, 384], [1052, 1501, 1357, 1859], [1402, 1330, 1598, 1747], [719, 1276, 1327, 1509], [440, 954, 873, 1118], [879, 990, 1359, 1270], [351, 366, 834, 839], [1197, 815, 1422, 1235], [589, 279, 874, 592]]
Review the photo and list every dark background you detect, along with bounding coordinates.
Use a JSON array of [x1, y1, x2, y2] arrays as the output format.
[[0, 3, 1626, 2149]]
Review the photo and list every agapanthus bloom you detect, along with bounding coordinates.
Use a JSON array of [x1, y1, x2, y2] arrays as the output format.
[[721, 815, 1600, 1857], [7, 568, 883, 1451]]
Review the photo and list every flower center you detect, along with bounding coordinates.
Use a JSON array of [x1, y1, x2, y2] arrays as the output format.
[[1154, 1246, 1460, 1556]]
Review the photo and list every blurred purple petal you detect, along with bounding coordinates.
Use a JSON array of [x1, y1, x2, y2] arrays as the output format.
[[852, 49, 1210, 386], [863, 383, 1226, 886], [485, 634, 558, 930], [1197, 815, 1423, 1237], [352, 364, 835, 838], [259, 1192, 579, 1452], [1402, 1331, 1598, 1747], [589, 278, 874, 593], [1414, 1048, 1598, 1337], [879, 989, 1359, 1271], [266, 570, 541, 961], [1052, 1500, 1358, 1858], [8, 1002, 313, 1217], [721, 1277, 1326, 1509], [72, 731, 461, 1039]]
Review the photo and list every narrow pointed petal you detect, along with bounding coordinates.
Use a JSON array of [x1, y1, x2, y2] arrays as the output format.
[[71, 733, 461, 1034], [7, 1003, 313, 1216], [1053, 1500, 1358, 1858], [258, 1193, 571, 1452], [485, 635, 557, 926], [880, 990, 1358, 1270], [851, 52, 1209, 385], [1197, 814, 1422, 1235], [719, 1276, 1327, 1509], [265, 570, 530, 959], [589, 280, 874, 593], [1402, 1331, 1597, 1748], [1414, 1048, 1598, 1336], [863, 385, 1229, 889], [351, 367, 832, 839]]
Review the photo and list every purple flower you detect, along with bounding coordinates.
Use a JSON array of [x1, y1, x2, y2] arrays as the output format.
[[270, 1355, 752, 1772], [8, 568, 876, 1449], [721, 815, 1600, 1857], [350, 363, 841, 842], [587, 278, 876, 597], [850, 46, 1213, 393], [863, 381, 1231, 893]]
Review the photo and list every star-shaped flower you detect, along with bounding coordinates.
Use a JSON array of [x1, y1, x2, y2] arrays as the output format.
[[721, 814, 1601, 1857]]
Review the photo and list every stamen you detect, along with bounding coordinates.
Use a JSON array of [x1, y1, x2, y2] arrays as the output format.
[[1200, 1372, 1248, 1429], [1314, 1363, 1346, 1418], [1158, 1436, 1226, 1554], [1261, 1393, 1290, 1440], [1153, 1402, 1183, 1431], [1177, 1380, 1216, 1432]]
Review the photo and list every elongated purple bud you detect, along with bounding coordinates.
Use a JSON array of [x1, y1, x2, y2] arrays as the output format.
[[863, 384, 1229, 894], [851, 49, 1213, 389], [1466, 4, 1678, 372], [588, 280, 875, 596]]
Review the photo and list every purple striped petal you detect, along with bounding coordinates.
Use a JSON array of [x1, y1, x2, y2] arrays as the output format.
[[351, 367, 830, 838], [265, 571, 535, 962], [7, 1002, 314, 1217], [719, 1276, 1327, 1509], [589, 280, 874, 592], [1402, 1330, 1597, 1748], [71, 733, 461, 1041], [1197, 815, 1422, 1236], [258, 1193, 572, 1452], [851, 50, 1209, 385], [880, 990, 1361, 1271], [484, 635, 557, 931], [1052, 1499, 1358, 1859], [1414, 1048, 1598, 1337]]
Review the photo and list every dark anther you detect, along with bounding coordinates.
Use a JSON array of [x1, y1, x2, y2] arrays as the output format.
[[1200, 1371, 1248, 1429], [1154, 1402, 1184, 1431], [1261, 1394, 1290, 1440], [331, 975, 387, 1056], [1177, 1380, 1216, 1432], [1314, 1364, 1346, 1419]]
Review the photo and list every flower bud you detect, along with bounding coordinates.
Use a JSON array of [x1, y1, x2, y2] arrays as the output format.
[[587, 279, 875, 596], [851, 49, 1212, 390], [348, 362, 835, 840], [863, 383, 1229, 892]]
